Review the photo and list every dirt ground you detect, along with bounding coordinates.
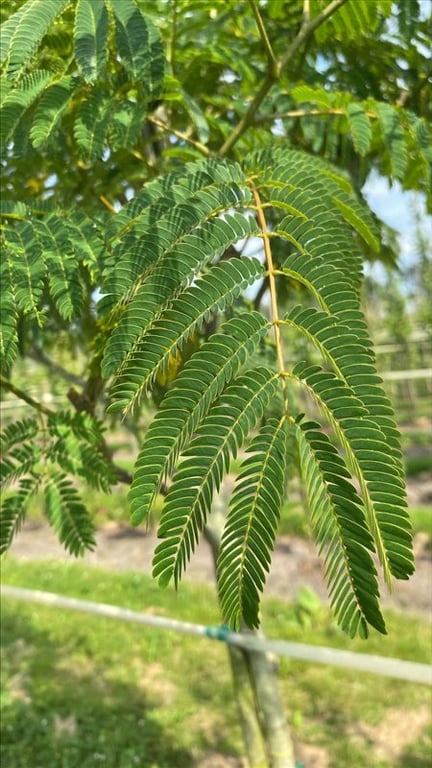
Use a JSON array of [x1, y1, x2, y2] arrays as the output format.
[[7, 472, 432, 618]]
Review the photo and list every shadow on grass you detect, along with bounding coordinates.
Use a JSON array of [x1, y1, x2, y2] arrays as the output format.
[[1, 611, 196, 768], [294, 671, 431, 768], [396, 728, 432, 768]]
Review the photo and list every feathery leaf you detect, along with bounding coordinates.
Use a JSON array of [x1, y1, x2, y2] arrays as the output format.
[[296, 420, 385, 637], [109, 0, 165, 94], [217, 418, 288, 630], [74, 0, 109, 83], [30, 76, 75, 148], [347, 103, 372, 156], [153, 368, 279, 588], [1, 0, 68, 78], [129, 313, 270, 525], [44, 473, 96, 556]]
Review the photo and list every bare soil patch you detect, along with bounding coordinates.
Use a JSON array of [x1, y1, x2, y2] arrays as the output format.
[[7, 523, 431, 620]]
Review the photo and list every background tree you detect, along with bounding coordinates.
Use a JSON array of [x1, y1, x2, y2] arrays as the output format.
[[1, 1, 430, 766]]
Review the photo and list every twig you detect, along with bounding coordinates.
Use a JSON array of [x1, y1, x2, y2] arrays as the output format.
[[280, 0, 348, 70], [254, 106, 378, 127], [99, 195, 117, 214], [148, 115, 212, 157], [0, 375, 54, 416]]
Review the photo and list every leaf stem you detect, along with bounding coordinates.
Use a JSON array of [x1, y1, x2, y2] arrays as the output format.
[[254, 107, 378, 124], [250, 186, 289, 413], [0, 375, 55, 416]]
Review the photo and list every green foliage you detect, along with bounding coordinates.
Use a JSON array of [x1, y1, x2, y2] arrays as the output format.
[[1, 0, 68, 78], [0, 411, 115, 555], [1, 0, 428, 639], [0, 0, 165, 159], [73, 0, 108, 84], [218, 418, 288, 630], [1, 208, 103, 368]]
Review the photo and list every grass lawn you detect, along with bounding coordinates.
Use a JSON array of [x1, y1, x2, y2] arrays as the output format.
[[1, 558, 431, 768]]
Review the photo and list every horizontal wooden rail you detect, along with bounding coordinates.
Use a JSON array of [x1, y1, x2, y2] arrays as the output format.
[[379, 368, 432, 381], [2, 586, 431, 685]]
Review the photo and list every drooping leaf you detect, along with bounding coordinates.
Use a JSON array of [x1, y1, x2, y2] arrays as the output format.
[[109, 0, 165, 94], [1, 0, 68, 78], [30, 76, 75, 148], [129, 313, 270, 525], [347, 102, 372, 156], [44, 472, 96, 556], [377, 103, 408, 180], [296, 419, 385, 638], [153, 368, 279, 588], [73, 0, 109, 83], [0, 478, 37, 554], [217, 418, 288, 630], [74, 89, 112, 160]]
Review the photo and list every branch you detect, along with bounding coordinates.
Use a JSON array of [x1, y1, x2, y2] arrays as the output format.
[[148, 116, 212, 157], [219, 0, 348, 156], [99, 195, 117, 214], [0, 374, 54, 416], [169, 0, 178, 74], [280, 0, 348, 70]]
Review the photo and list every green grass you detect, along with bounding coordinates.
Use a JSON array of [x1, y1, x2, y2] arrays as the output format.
[[1, 559, 431, 768], [401, 430, 432, 450], [405, 455, 432, 476], [410, 507, 432, 539], [279, 502, 432, 541]]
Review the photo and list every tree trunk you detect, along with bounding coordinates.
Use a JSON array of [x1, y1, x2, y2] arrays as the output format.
[[204, 492, 296, 768]]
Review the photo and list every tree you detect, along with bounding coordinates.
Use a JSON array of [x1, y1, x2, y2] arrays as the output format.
[[1, 1, 430, 766]]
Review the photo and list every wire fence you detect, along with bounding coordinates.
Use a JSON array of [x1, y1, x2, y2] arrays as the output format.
[[2, 585, 431, 686]]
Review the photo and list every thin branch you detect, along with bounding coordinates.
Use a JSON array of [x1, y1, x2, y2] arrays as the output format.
[[254, 106, 378, 125], [219, 0, 348, 156], [0, 375, 54, 416], [99, 195, 117, 214], [248, 0, 278, 74], [255, 107, 345, 122], [148, 115, 212, 157], [280, 0, 348, 70]]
